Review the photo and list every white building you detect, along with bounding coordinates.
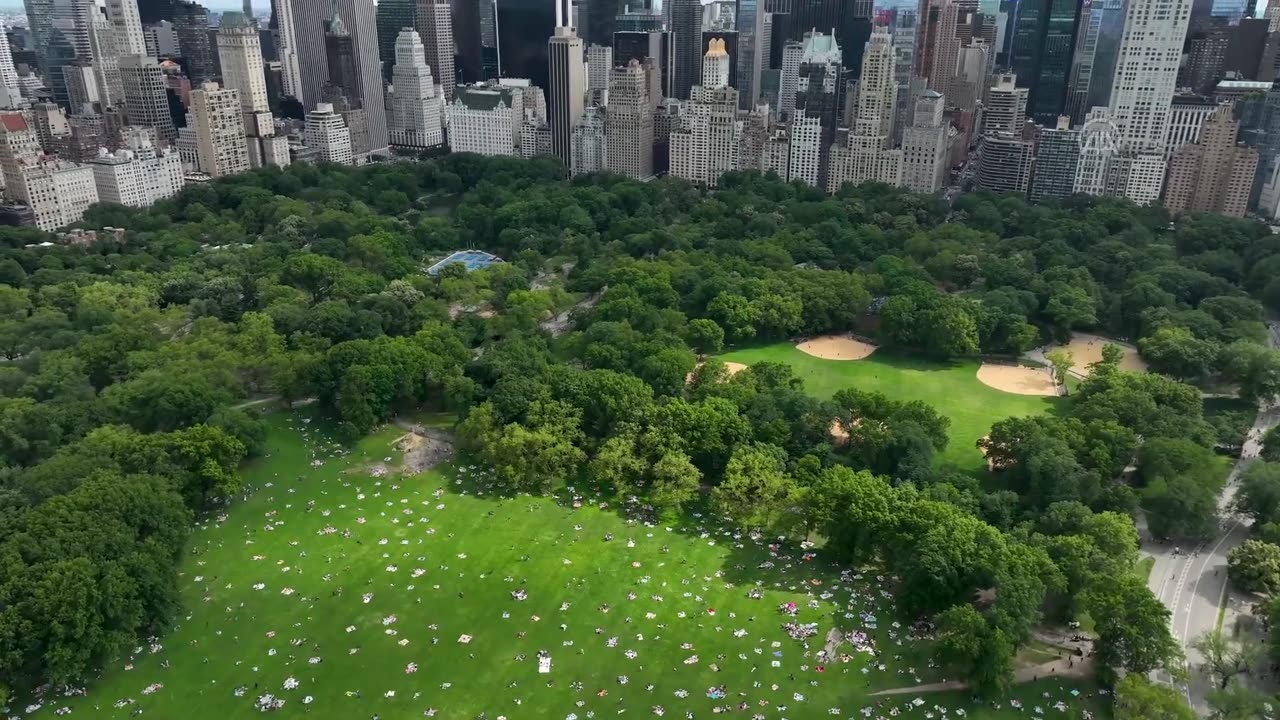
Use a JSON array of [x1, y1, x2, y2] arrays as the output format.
[[787, 111, 822, 186], [826, 29, 902, 193], [106, 0, 148, 57], [305, 102, 354, 165], [779, 40, 802, 117], [670, 38, 739, 187], [605, 60, 654, 179], [187, 81, 251, 177], [272, 0, 304, 100], [0, 112, 98, 230], [143, 20, 179, 57], [448, 84, 522, 156], [570, 105, 606, 176], [900, 89, 949, 193], [389, 29, 445, 150], [587, 43, 612, 106], [519, 111, 552, 157], [1165, 96, 1217, 158], [498, 78, 546, 122], [216, 11, 289, 168], [1106, 0, 1192, 203], [89, 128, 184, 207], [0, 25, 24, 109], [983, 73, 1027, 136]]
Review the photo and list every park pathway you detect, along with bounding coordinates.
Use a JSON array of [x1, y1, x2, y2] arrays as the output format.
[[869, 654, 1094, 697]]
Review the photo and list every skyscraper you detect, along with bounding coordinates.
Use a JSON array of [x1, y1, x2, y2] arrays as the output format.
[[669, 0, 702, 99], [375, 0, 415, 81], [415, 0, 455, 100], [791, 31, 841, 188], [272, 0, 305, 98], [586, 44, 612, 105], [605, 59, 653, 179], [569, 104, 605, 174], [187, 81, 250, 176], [120, 54, 177, 144], [900, 89, 949, 192], [547, 14, 585, 164], [24, 0, 97, 105], [0, 26, 24, 109], [217, 11, 289, 167], [983, 72, 1027, 135], [826, 28, 902, 193], [107, 0, 149, 56], [496, 0, 556, 91], [976, 133, 1033, 193], [1008, 0, 1080, 124], [1107, 0, 1191, 204], [1063, 0, 1123, 124], [289, 0, 388, 153], [389, 28, 444, 149], [612, 30, 672, 99], [1029, 116, 1080, 201], [451, 0, 484, 83], [1163, 104, 1258, 217], [670, 38, 739, 185], [172, 1, 214, 82], [736, 0, 764, 108]]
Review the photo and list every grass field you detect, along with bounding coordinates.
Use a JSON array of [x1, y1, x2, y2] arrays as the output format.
[[37, 413, 1105, 720], [720, 344, 1061, 472]]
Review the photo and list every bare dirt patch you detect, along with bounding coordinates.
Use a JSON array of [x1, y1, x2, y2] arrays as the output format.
[[976, 364, 1059, 396], [686, 361, 748, 385], [829, 419, 850, 445], [1056, 333, 1148, 376], [795, 335, 878, 361], [394, 427, 455, 474]]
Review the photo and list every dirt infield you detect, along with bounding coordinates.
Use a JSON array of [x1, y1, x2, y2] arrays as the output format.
[[975, 364, 1059, 396], [795, 335, 878, 361], [686, 361, 748, 385], [1058, 333, 1147, 376]]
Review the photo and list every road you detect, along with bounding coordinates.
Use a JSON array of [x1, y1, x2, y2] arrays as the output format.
[[1144, 321, 1280, 713]]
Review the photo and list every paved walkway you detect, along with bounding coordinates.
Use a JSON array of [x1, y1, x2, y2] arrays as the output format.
[[869, 653, 1095, 696]]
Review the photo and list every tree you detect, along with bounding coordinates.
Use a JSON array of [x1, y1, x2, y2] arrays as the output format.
[[1206, 679, 1272, 720], [684, 318, 725, 355], [1138, 326, 1219, 379], [1236, 461, 1280, 526], [712, 444, 799, 533], [1045, 348, 1074, 393], [1228, 540, 1280, 594], [934, 604, 1013, 698], [1083, 573, 1182, 681], [1113, 674, 1197, 720], [1190, 630, 1264, 690]]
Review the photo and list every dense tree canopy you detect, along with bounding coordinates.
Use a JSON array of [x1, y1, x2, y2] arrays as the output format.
[[2, 156, 1270, 712]]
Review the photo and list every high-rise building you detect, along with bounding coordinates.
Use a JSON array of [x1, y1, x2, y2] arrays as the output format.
[[1224, 18, 1269, 81], [792, 31, 841, 188], [24, 0, 100, 105], [890, 10, 917, 144], [447, 83, 521, 155], [451, 0, 484, 83], [1166, 95, 1217, 158], [289, 0, 388, 153], [586, 43, 612, 105], [305, 101, 354, 164], [670, 38, 739, 186], [173, 1, 215, 82], [498, 78, 546, 121], [415, 0, 455, 100], [496, 0, 556, 91], [389, 28, 444, 149], [1029, 115, 1080, 201], [702, 30, 739, 96], [324, 7, 360, 103], [605, 59, 653, 179], [1163, 104, 1258, 217], [1008, 0, 1080, 124], [272, 0, 305, 98], [0, 29, 23, 110], [107, 0, 149, 56], [927, 0, 967, 104], [900, 89, 950, 192], [548, 21, 586, 164], [778, 39, 801, 116], [144, 20, 180, 57], [120, 55, 177, 145], [187, 81, 250, 176], [1064, 0, 1124, 124], [977, 133, 1034, 193], [983, 72, 1027, 135], [825, 28, 902, 193], [669, 0, 702, 99], [570, 104, 606, 174], [375, 0, 415, 81], [1106, 0, 1191, 203], [613, 30, 672, 100], [89, 127, 184, 207], [217, 11, 289, 168], [736, 0, 764, 108], [1180, 28, 1228, 96]]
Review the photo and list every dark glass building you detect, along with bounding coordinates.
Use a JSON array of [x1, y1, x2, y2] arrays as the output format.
[[613, 29, 672, 97], [1009, 0, 1081, 125], [375, 0, 415, 82], [496, 0, 555, 91]]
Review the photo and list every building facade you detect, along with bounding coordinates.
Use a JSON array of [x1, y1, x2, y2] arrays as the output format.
[[188, 81, 251, 177], [670, 39, 739, 186], [605, 60, 654, 179], [1163, 104, 1259, 218], [304, 102, 354, 164], [389, 29, 445, 150], [570, 105, 606, 175], [89, 127, 184, 207], [447, 84, 521, 155], [547, 24, 586, 164]]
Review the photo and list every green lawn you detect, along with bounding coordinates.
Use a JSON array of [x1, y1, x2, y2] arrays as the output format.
[[720, 344, 1061, 472], [41, 413, 1104, 720]]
